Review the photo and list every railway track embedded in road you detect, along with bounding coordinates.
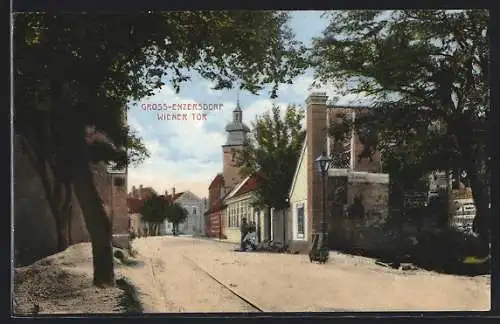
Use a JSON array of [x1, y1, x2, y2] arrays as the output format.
[[182, 255, 265, 312]]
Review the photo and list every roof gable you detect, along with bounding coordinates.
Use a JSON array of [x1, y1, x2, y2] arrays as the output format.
[[166, 192, 184, 203], [225, 175, 251, 200], [204, 199, 227, 215], [175, 190, 201, 202], [233, 174, 260, 198], [225, 173, 262, 202], [288, 136, 307, 198], [208, 174, 224, 189]]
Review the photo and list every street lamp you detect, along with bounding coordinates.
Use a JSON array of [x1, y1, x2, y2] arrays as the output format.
[[309, 152, 332, 263]]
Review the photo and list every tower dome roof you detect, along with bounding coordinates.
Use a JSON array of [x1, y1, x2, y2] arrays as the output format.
[[224, 98, 250, 146], [225, 122, 250, 133]]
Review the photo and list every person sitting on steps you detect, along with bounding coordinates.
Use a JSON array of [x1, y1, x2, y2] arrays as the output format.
[[240, 218, 249, 252], [243, 221, 258, 251]]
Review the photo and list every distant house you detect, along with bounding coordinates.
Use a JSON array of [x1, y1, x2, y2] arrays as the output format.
[[128, 187, 207, 236], [205, 174, 228, 238], [222, 174, 267, 244], [127, 197, 145, 236], [129, 185, 157, 200], [165, 188, 207, 236]]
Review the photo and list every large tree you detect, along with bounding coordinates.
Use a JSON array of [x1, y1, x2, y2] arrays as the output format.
[[165, 203, 189, 236], [311, 10, 489, 246], [140, 194, 170, 236], [235, 104, 306, 239], [14, 11, 308, 286]]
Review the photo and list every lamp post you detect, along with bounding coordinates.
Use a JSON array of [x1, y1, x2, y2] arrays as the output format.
[[309, 152, 332, 263]]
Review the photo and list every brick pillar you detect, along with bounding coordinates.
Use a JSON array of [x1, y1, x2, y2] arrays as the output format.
[[306, 92, 329, 245]]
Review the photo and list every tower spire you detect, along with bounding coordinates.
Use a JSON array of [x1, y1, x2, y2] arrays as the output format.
[[236, 91, 241, 110]]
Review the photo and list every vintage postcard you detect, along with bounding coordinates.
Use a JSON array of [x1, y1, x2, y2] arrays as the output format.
[[12, 9, 491, 315]]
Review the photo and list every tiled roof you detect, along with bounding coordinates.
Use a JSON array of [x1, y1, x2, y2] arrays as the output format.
[[166, 192, 184, 203], [127, 192, 183, 213], [232, 173, 262, 198], [128, 186, 157, 200], [208, 174, 224, 189], [204, 199, 227, 215]]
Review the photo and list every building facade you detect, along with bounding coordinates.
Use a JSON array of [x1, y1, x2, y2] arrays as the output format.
[[14, 134, 129, 266], [205, 100, 250, 238], [287, 92, 390, 253], [165, 188, 207, 236], [205, 174, 227, 237], [223, 174, 267, 244], [128, 187, 208, 236]]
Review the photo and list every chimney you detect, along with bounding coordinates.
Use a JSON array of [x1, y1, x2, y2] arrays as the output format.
[[172, 187, 176, 196], [131, 185, 136, 198], [306, 91, 329, 238], [138, 185, 143, 199], [306, 92, 328, 106]]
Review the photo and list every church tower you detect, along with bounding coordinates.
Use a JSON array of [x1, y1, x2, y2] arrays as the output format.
[[222, 98, 250, 192]]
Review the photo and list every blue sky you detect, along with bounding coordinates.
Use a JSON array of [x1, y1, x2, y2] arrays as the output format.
[[127, 11, 365, 198]]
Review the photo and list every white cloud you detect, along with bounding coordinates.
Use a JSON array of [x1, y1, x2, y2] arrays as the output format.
[[127, 153, 215, 199], [127, 54, 373, 199], [127, 85, 235, 198], [127, 115, 143, 133], [290, 75, 316, 98], [142, 139, 162, 156]]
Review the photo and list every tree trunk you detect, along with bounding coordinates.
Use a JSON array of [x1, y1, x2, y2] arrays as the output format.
[[67, 205, 73, 245], [266, 207, 272, 241], [54, 181, 73, 251], [72, 162, 115, 287], [468, 166, 490, 246], [20, 137, 73, 251], [453, 122, 490, 251], [283, 209, 287, 245], [55, 217, 69, 252]]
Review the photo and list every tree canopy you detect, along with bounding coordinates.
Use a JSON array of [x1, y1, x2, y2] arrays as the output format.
[[236, 104, 306, 211], [311, 10, 489, 243], [166, 203, 189, 236], [14, 11, 308, 285], [140, 194, 169, 224]]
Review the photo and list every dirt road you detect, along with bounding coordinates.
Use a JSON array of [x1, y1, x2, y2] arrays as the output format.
[[123, 236, 490, 312]]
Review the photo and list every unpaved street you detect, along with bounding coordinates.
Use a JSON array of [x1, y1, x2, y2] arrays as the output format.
[[122, 236, 490, 312]]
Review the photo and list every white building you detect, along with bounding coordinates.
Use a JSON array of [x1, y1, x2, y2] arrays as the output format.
[[163, 188, 207, 236], [223, 174, 267, 244], [287, 138, 309, 250]]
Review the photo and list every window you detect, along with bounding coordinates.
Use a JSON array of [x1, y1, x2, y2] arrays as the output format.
[[296, 203, 305, 239], [192, 207, 197, 215], [232, 205, 236, 228]]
